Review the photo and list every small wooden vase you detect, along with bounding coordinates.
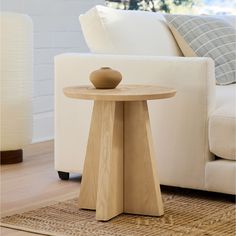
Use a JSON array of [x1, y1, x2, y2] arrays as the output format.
[[89, 67, 122, 89]]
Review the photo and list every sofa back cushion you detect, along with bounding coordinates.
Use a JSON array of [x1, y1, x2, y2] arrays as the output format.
[[79, 5, 182, 56]]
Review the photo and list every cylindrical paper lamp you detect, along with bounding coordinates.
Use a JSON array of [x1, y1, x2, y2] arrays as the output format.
[[0, 12, 33, 164]]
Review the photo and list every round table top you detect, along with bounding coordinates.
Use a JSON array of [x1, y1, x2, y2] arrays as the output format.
[[63, 84, 176, 101]]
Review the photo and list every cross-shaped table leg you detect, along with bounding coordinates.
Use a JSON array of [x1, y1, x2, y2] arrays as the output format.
[[78, 101, 164, 221]]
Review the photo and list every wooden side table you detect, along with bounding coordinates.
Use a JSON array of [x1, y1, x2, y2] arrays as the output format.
[[64, 84, 176, 221]]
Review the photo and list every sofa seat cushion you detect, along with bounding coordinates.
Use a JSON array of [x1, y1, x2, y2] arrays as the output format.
[[209, 99, 236, 160], [215, 84, 236, 109], [79, 5, 182, 56], [205, 160, 236, 195]]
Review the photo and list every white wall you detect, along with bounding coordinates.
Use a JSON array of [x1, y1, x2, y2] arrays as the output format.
[[2, 0, 105, 143]]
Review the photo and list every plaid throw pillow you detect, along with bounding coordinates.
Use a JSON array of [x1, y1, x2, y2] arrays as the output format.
[[164, 14, 236, 85]]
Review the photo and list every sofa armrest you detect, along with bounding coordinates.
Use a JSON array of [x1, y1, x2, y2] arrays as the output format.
[[55, 53, 215, 189]]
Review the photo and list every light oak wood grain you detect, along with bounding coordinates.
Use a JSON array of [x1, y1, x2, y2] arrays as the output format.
[[76, 101, 164, 220], [78, 101, 103, 210], [64, 84, 176, 101], [124, 101, 164, 216], [79, 101, 124, 221], [96, 101, 123, 221]]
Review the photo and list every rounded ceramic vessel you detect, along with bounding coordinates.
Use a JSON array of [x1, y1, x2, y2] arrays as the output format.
[[89, 67, 122, 89]]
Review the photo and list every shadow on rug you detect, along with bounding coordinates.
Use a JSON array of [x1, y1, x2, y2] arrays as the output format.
[[1, 187, 235, 236]]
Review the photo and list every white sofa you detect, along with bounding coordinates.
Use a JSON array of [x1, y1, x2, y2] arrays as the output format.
[[54, 6, 236, 195]]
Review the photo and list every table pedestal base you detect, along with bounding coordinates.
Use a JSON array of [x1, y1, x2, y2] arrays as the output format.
[[78, 101, 164, 221]]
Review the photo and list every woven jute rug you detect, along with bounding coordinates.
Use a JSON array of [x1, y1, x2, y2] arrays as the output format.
[[1, 187, 235, 236]]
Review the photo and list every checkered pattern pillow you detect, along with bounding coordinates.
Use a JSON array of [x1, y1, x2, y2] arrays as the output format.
[[164, 14, 236, 85]]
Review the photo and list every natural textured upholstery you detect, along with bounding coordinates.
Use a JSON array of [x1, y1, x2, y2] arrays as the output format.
[[79, 5, 182, 56], [209, 100, 236, 161], [209, 84, 236, 161], [205, 160, 236, 194]]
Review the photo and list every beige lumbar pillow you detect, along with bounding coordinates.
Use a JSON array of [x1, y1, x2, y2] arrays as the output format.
[[164, 14, 236, 85]]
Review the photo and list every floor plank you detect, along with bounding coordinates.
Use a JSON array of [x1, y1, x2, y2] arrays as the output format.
[[0, 140, 81, 236]]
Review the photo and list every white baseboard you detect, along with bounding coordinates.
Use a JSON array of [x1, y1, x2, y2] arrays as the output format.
[[32, 136, 54, 144], [32, 111, 54, 143]]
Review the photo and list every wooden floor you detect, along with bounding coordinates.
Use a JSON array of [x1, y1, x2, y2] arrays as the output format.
[[1, 141, 82, 236]]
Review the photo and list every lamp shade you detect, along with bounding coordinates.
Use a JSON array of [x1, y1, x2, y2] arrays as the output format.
[[0, 12, 33, 153]]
